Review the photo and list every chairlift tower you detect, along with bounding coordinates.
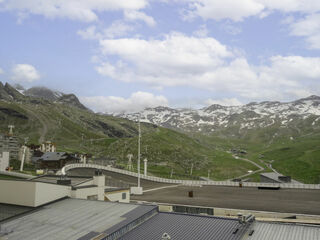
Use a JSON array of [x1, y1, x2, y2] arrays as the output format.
[[8, 125, 14, 136], [127, 154, 134, 171], [130, 115, 143, 195]]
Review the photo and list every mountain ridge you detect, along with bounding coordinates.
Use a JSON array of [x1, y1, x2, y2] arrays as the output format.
[[117, 95, 320, 136], [0, 82, 88, 111]]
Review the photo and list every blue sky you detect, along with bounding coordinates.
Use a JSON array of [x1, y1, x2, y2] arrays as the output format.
[[0, 0, 320, 113]]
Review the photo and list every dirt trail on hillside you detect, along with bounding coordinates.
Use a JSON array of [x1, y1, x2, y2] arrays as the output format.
[[23, 106, 48, 143]]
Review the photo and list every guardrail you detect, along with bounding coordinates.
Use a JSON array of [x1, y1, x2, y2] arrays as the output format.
[[61, 163, 320, 190]]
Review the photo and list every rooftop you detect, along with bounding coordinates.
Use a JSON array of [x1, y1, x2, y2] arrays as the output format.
[[121, 212, 250, 240], [248, 222, 320, 240], [39, 152, 67, 161], [0, 198, 156, 240], [30, 175, 92, 186], [260, 172, 300, 184]]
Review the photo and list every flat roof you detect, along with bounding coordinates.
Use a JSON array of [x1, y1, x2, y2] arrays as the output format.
[[248, 222, 320, 240], [0, 198, 156, 240], [30, 175, 92, 186], [121, 212, 250, 240], [0, 203, 33, 221], [131, 185, 320, 215]]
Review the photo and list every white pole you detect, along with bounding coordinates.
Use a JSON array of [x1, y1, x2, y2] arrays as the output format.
[[144, 158, 148, 176], [20, 146, 26, 172], [138, 117, 141, 188]]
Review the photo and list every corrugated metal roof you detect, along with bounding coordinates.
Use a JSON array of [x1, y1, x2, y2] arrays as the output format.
[[120, 212, 250, 240], [247, 222, 320, 240], [40, 152, 67, 161], [0, 199, 155, 240]]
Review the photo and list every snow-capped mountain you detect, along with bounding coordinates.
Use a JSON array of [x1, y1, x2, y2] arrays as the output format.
[[117, 96, 320, 135]]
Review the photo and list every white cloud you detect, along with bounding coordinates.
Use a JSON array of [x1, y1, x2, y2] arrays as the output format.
[[95, 33, 320, 101], [77, 25, 101, 40], [289, 14, 320, 49], [205, 98, 242, 106], [124, 10, 156, 27], [11, 64, 40, 83], [77, 22, 135, 40], [0, 0, 149, 22], [193, 24, 209, 37], [0, 67, 4, 74], [80, 91, 168, 113], [181, 0, 320, 21], [186, 0, 265, 22]]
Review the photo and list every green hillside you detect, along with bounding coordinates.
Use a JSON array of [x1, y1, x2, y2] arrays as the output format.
[[0, 99, 256, 180]]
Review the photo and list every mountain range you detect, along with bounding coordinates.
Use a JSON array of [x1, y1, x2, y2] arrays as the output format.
[[0, 81, 319, 183], [118, 96, 320, 136]]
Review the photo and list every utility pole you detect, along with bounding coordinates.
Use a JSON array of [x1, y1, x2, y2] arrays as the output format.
[[137, 116, 141, 188], [190, 163, 193, 176], [208, 169, 211, 179]]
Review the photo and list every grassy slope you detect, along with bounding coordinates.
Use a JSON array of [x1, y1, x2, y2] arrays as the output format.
[[2, 100, 318, 183], [195, 126, 320, 183], [0, 101, 257, 180], [106, 128, 258, 180]]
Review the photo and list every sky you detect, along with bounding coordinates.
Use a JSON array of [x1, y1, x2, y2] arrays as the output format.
[[0, 0, 320, 113]]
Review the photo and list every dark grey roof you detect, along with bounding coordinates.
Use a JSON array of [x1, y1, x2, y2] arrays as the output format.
[[39, 152, 67, 161], [105, 187, 129, 193], [120, 212, 250, 240], [0, 203, 33, 221], [260, 172, 300, 183], [248, 222, 320, 240]]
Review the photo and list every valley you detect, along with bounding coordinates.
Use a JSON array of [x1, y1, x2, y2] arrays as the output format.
[[1, 82, 319, 183]]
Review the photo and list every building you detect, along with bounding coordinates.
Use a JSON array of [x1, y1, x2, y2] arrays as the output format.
[[40, 141, 56, 152], [0, 134, 19, 161], [36, 152, 80, 169], [0, 151, 9, 171], [260, 172, 300, 184], [0, 197, 319, 240], [0, 174, 130, 207]]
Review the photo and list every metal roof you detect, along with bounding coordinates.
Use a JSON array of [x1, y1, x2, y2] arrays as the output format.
[[247, 222, 320, 240], [0, 203, 33, 221], [0, 199, 155, 240], [120, 212, 250, 240], [39, 152, 67, 161], [260, 172, 300, 183]]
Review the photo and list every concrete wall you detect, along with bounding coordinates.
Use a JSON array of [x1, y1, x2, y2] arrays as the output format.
[[0, 180, 36, 206], [105, 189, 130, 203], [0, 152, 9, 171], [0, 180, 70, 207], [71, 187, 102, 200], [34, 182, 70, 207]]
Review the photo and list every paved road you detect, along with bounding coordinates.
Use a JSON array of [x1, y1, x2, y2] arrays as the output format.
[[132, 185, 320, 215], [67, 168, 172, 190], [232, 155, 265, 180]]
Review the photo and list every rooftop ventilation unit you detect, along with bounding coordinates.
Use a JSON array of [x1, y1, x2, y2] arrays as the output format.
[[162, 233, 171, 240]]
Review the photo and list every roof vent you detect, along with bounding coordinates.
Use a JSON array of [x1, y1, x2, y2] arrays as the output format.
[[238, 213, 255, 224], [162, 233, 171, 240]]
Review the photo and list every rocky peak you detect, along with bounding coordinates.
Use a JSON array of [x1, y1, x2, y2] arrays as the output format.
[[23, 86, 63, 101], [57, 94, 88, 110]]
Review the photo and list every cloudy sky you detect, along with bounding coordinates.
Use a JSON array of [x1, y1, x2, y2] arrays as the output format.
[[0, 0, 320, 113]]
